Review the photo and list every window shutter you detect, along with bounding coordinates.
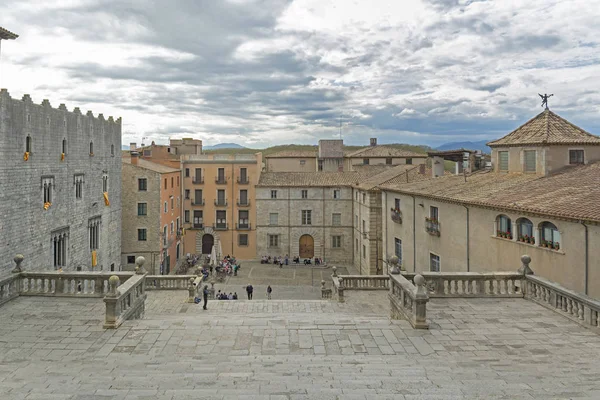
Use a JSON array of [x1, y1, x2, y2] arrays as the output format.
[[524, 151, 536, 172], [498, 151, 509, 171]]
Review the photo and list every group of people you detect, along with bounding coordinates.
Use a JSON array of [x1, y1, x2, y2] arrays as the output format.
[[261, 255, 324, 266], [215, 255, 240, 276], [215, 290, 238, 300]]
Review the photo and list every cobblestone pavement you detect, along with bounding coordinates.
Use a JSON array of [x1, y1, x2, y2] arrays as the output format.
[[1, 291, 600, 399]]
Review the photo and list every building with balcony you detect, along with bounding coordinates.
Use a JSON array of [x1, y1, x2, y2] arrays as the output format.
[[121, 153, 181, 274], [181, 152, 262, 260], [0, 90, 122, 274], [380, 109, 600, 297]]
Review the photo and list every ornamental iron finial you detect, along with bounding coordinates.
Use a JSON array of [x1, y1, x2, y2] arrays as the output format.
[[539, 93, 553, 110]]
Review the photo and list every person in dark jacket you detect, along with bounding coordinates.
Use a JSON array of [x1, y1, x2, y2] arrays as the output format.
[[267, 285, 272, 300], [202, 285, 209, 310], [246, 284, 253, 300]]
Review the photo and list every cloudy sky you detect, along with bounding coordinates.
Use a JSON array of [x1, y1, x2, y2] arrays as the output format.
[[2, 0, 600, 148]]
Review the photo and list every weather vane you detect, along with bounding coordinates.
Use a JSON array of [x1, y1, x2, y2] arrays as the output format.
[[539, 93, 553, 110]]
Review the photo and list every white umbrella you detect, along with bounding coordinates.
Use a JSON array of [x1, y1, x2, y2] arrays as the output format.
[[218, 240, 223, 260], [210, 245, 217, 266]]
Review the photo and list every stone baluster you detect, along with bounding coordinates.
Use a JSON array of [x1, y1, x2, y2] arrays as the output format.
[[103, 275, 120, 329], [188, 278, 196, 303], [413, 274, 429, 329], [338, 277, 345, 303], [332, 266, 337, 278]]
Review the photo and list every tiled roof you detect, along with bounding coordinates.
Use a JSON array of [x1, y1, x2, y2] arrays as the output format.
[[123, 157, 180, 174], [345, 146, 426, 158], [265, 150, 317, 158], [0, 27, 18, 40], [355, 165, 430, 190], [487, 110, 600, 147], [380, 162, 600, 222]]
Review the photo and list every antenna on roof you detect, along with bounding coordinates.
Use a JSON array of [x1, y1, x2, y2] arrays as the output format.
[[539, 93, 553, 110]]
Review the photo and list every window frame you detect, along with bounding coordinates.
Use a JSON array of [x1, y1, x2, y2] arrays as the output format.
[[270, 190, 277, 199], [569, 149, 584, 165], [332, 235, 342, 248], [332, 213, 341, 226], [238, 234, 249, 246], [524, 150, 536, 173], [137, 228, 147, 241], [301, 189, 308, 199], [269, 213, 278, 226], [138, 178, 147, 191], [137, 202, 147, 216], [430, 253, 440, 272], [301, 210, 312, 225], [498, 151, 509, 171]]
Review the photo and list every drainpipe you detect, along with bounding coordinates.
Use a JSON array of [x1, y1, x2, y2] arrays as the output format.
[[580, 221, 589, 295], [462, 205, 470, 272], [411, 195, 416, 272]]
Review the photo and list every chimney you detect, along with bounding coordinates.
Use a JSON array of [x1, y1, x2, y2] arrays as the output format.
[[129, 142, 137, 151], [370, 138, 377, 147], [130, 151, 139, 165], [419, 164, 426, 175]]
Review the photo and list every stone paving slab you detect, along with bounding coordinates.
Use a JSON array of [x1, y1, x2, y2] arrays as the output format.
[[1, 292, 600, 399]]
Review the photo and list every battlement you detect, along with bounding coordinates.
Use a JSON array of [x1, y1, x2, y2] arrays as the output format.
[[0, 88, 121, 126]]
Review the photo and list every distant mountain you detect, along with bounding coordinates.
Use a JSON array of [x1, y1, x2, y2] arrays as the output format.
[[203, 143, 247, 150], [436, 140, 491, 154]]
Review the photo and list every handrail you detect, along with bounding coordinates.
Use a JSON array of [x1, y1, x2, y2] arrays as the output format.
[[19, 271, 133, 297], [145, 275, 198, 290], [0, 274, 20, 306], [525, 274, 600, 329], [103, 274, 147, 329], [389, 273, 429, 329], [336, 275, 389, 290]]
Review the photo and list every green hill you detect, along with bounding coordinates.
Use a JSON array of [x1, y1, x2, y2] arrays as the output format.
[[203, 143, 434, 156]]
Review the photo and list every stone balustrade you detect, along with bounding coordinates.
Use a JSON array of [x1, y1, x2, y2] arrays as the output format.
[[320, 280, 332, 299], [103, 274, 147, 329], [145, 275, 198, 290], [0, 273, 20, 307], [525, 275, 600, 330], [389, 273, 429, 329], [337, 275, 390, 290], [19, 272, 133, 297], [401, 272, 524, 298]]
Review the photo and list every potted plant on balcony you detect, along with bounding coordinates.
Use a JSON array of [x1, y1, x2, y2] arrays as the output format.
[[554, 242, 560, 250]]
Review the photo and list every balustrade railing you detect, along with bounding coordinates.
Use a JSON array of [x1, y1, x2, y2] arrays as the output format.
[[0, 274, 20, 306], [401, 272, 524, 298], [337, 275, 390, 290], [525, 275, 600, 330], [145, 275, 198, 290], [389, 273, 429, 329], [19, 272, 133, 297], [103, 274, 146, 329]]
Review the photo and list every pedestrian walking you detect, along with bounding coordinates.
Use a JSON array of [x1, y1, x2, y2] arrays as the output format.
[[284, 255, 289, 265], [202, 285, 209, 310], [246, 284, 253, 300], [267, 285, 272, 300]]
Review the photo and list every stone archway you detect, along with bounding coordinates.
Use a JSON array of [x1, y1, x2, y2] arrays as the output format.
[[202, 234, 214, 255], [299, 234, 314, 258]]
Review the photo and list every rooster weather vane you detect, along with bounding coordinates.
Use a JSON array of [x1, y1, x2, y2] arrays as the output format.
[[539, 93, 553, 110]]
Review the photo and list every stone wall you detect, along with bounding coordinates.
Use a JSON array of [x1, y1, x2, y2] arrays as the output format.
[[0, 90, 122, 274], [255, 187, 353, 263]]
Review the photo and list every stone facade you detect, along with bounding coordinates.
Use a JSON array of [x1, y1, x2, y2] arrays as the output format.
[[352, 189, 383, 275], [121, 155, 181, 274], [0, 89, 122, 274], [255, 187, 354, 263]]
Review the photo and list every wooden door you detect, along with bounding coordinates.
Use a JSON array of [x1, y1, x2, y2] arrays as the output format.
[[299, 235, 314, 258], [202, 234, 214, 255]]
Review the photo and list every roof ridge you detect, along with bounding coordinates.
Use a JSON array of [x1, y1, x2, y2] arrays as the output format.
[[548, 110, 599, 139]]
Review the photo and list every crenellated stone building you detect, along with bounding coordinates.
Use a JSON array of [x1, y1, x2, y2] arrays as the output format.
[[0, 89, 122, 274]]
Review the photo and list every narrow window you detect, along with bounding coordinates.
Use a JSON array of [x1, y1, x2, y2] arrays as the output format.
[[333, 189, 340, 199], [332, 213, 341, 226], [498, 151, 509, 171], [268, 235, 279, 247], [271, 190, 277, 199], [524, 150, 536, 172], [138, 229, 147, 241], [217, 168, 225, 183], [430, 253, 440, 272], [430, 206, 439, 221], [26, 135, 32, 153], [184, 210, 190, 223], [240, 167, 247, 183], [269, 213, 278, 226], [239, 234, 249, 246], [171, 197, 174, 210], [171, 177, 174, 188], [332, 236, 342, 248], [517, 218, 534, 242], [138, 178, 147, 191], [102, 175, 108, 192], [217, 189, 225, 206], [362, 245, 366, 259], [216, 210, 227, 229], [318, 160, 324, 171], [240, 189, 248, 205], [193, 211, 203, 228], [62, 139, 67, 155], [540, 222, 561, 249], [164, 201, 167, 213], [185, 168, 190, 177], [496, 215, 512, 238], [164, 178, 167, 190], [111, 144, 114, 156], [301, 190, 308, 199], [302, 210, 312, 225], [89, 142, 94, 155], [238, 210, 249, 229], [137, 203, 147, 216], [185, 189, 190, 199], [394, 198, 401, 211], [395, 238, 402, 264], [177, 176, 180, 186]]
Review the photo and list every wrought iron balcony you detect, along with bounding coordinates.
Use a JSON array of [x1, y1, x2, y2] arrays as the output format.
[[213, 223, 228, 231], [214, 199, 228, 207], [237, 199, 250, 207], [192, 177, 204, 184], [237, 177, 249, 184], [191, 199, 205, 206], [215, 177, 228, 184], [236, 223, 251, 230]]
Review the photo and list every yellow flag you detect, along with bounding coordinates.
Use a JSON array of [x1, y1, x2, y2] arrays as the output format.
[[91, 250, 97, 267]]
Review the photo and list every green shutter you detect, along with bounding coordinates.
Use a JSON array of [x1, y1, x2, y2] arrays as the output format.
[[524, 151, 536, 172], [498, 151, 508, 171]]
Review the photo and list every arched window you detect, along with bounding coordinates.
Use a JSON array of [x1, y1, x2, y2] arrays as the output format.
[[26, 135, 32, 153], [496, 215, 512, 239], [111, 144, 115, 156], [89, 142, 94, 155], [62, 139, 67, 154], [540, 222, 561, 249], [517, 218, 534, 243]]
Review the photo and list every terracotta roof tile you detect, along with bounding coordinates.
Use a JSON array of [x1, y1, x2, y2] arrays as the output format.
[[487, 110, 600, 147], [345, 146, 426, 158], [123, 157, 180, 174], [380, 162, 600, 222]]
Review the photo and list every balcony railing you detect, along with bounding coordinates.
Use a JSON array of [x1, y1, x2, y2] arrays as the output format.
[[191, 199, 205, 206], [192, 177, 204, 184], [193, 223, 204, 229], [425, 218, 440, 236], [214, 199, 228, 207], [390, 209, 402, 224], [215, 177, 227, 184], [213, 223, 228, 231], [237, 177, 249, 184], [237, 199, 250, 207], [236, 223, 251, 230]]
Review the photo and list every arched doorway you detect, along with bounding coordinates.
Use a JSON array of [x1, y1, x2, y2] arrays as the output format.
[[299, 234, 314, 258], [202, 234, 214, 255]]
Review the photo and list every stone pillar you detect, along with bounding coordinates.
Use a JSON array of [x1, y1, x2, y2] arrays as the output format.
[[103, 275, 120, 329], [135, 256, 147, 275], [188, 278, 196, 303], [413, 274, 429, 329], [338, 277, 345, 303], [12, 254, 23, 273], [518, 255, 533, 298]]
